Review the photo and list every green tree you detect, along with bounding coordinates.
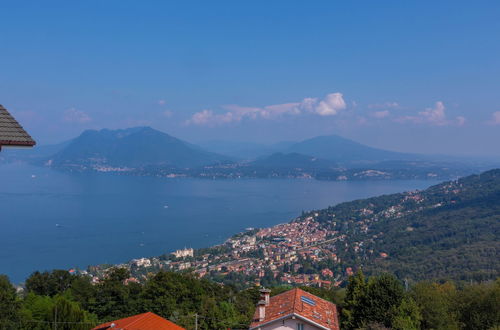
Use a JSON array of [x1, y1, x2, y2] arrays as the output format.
[[342, 269, 368, 329], [392, 296, 422, 330], [141, 271, 190, 318], [91, 268, 140, 320], [363, 273, 405, 328], [233, 286, 261, 326], [25, 270, 74, 297], [21, 293, 97, 330], [455, 280, 500, 330], [20, 292, 53, 329], [67, 275, 96, 312], [411, 281, 460, 330], [48, 295, 97, 330], [0, 275, 21, 329]]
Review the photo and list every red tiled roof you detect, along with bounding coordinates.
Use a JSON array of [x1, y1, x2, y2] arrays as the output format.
[[92, 312, 185, 330], [249, 288, 339, 330]]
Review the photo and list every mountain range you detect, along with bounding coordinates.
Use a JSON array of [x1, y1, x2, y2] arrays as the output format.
[[42, 127, 435, 167], [199, 135, 417, 163], [1, 127, 497, 179]]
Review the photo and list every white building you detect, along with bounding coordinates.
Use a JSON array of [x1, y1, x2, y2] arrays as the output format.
[[171, 248, 194, 258]]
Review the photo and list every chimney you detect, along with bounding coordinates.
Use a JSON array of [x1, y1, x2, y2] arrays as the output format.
[[260, 288, 271, 306], [257, 300, 266, 321]]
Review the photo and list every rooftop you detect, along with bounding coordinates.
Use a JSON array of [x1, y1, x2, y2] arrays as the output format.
[[249, 287, 339, 330], [92, 312, 185, 330], [0, 104, 36, 148]]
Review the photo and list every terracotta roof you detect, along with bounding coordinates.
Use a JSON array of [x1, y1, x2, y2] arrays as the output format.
[[92, 312, 185, 330], [249, 288, 339, 330], [0, 104, 36, 147]]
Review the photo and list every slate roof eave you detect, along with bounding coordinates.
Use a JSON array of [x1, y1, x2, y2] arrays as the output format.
[[0, 104, 36, 148]]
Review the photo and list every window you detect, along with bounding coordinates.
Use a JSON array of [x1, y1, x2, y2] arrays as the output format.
[[301, 296, 316, 306], [297, 323, 304, 330]]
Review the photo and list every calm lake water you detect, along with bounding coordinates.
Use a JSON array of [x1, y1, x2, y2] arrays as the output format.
[[0, 163, 439, 282]]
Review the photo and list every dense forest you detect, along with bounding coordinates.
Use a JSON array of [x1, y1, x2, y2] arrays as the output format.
[[0, 269, 498, 329], [301, 169, 500, 282]]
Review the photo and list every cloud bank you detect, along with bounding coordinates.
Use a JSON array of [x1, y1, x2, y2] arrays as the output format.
[[184, 96, 472, 129], [396, 101, 465, 126], [186, 93, 347, 126], [489, 111, 500, 125], [368, 102, 400, 109], [63, 108, 92, 124]]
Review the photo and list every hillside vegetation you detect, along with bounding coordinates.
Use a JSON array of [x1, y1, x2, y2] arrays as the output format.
[[307, 169, 500, 282]]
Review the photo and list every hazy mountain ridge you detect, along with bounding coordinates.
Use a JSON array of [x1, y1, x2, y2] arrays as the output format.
[[48, 127, 230, 169], [196, 140, 285, 160], [287, 135, 422, 164], [197, 135, 416, 163], [3, 127, 496, 181], [249, 152, 337, 169]]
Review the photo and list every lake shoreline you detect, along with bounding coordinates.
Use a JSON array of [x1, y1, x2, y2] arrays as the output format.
[[1, 163, 440, 283]]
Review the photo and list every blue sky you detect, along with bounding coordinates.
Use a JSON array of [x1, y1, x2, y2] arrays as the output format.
[[1, 1, 500, 156]]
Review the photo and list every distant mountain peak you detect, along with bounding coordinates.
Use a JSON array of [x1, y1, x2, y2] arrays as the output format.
[[49, 127, 228, 169], [287, 134, 416, 163]]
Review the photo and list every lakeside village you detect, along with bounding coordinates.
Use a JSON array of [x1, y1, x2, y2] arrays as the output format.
[[70, 181, 459, 289], [79, 216, 350, 289], [68, 178, 464, 289]]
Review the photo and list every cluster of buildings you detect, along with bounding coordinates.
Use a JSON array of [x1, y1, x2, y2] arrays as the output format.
[[82, 213, 348, 288], [75, 169, 467, 294]]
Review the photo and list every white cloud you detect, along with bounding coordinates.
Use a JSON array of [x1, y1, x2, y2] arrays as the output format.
[[186, 109, 215, 126], [314, 93, 347, 116], [185, 92, 347, 126], [489, 111, 500, 125], [158, 100, 166, 106], [371, 110, 390, 119], [162, 110, 173, 118], [395, 101, 465, 127], [368, 102, 400, 109], [185, 109, 238, 126], [63, 108, 91, 124], [419, 101, 447, 125]]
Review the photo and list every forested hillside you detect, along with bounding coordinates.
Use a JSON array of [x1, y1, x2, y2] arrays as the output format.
[[307, 169, 500, 282]]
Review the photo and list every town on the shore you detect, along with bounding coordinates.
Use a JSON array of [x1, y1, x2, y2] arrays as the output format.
[[70, 183, 456, 289], [78, 215, 350, 288]]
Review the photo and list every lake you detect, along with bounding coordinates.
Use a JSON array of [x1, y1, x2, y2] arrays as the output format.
[[0, 163, 439, 282]]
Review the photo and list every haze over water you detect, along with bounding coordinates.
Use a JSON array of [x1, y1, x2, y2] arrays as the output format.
[[1, 163, 439, 282]]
